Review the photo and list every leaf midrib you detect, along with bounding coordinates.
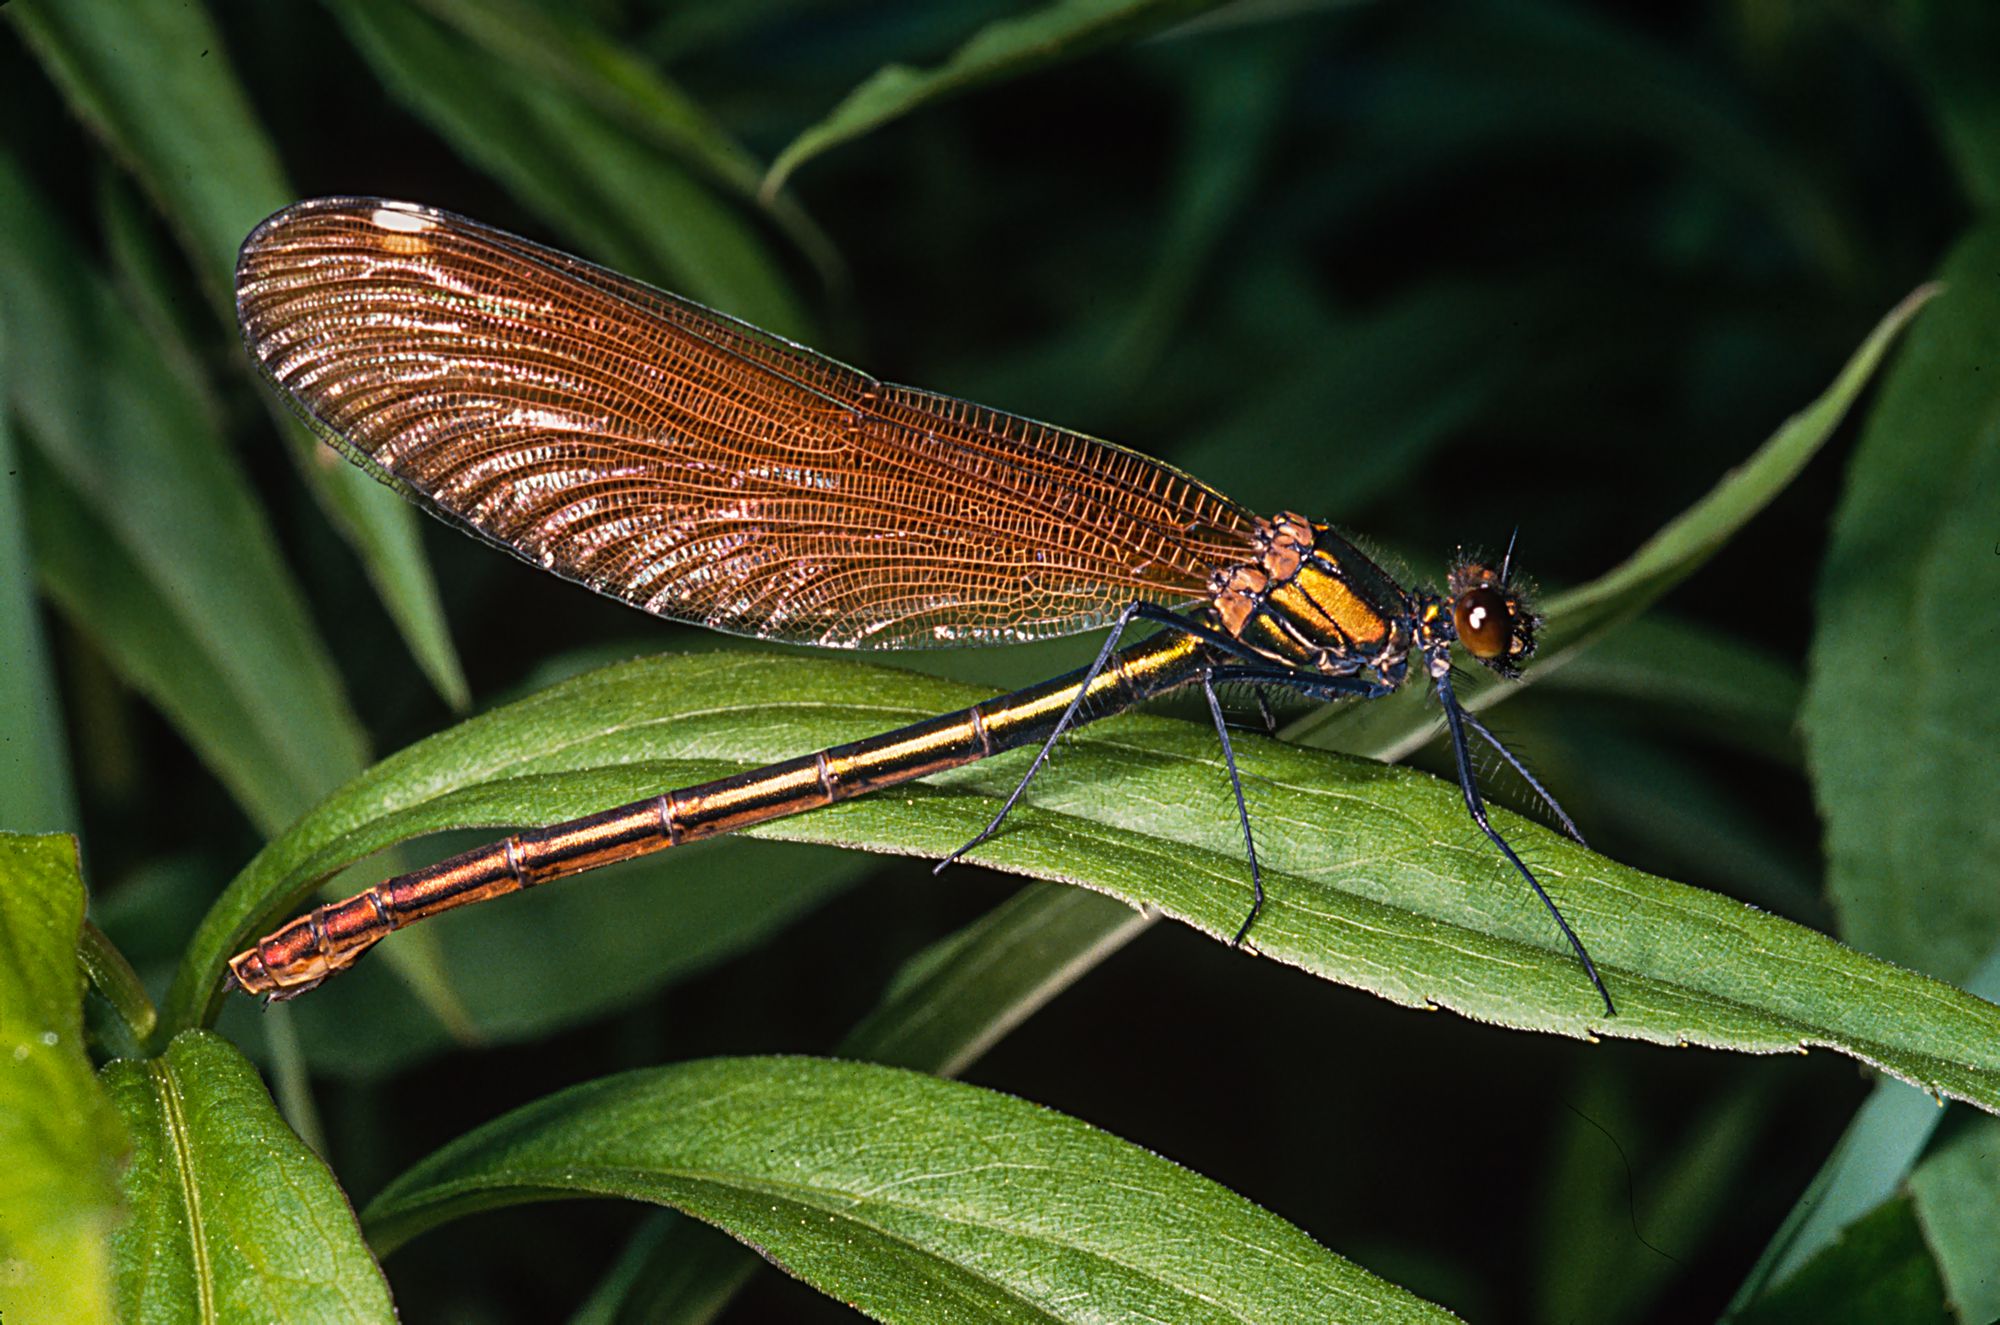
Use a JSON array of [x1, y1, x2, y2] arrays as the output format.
[[150, 1053, 218, 1325]]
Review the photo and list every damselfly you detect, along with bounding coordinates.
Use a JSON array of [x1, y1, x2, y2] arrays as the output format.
[[226, 199, 1611, 1015]]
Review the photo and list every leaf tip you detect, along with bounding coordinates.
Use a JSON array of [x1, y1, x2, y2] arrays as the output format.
[[759, 160, 794, 205], [1885, 280, 1945, 330]]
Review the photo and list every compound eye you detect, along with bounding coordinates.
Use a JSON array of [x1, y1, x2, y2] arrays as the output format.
[[1453, 585, 1512, 660]]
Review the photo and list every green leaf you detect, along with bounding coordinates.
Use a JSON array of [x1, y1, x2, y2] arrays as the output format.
[[1554, 280, 1937, 648], [164, 646, 919, 1033], [175, 647, 2000, 1108], [22, 451, 326, 837], [287, 420, 471, 711], [597, 883, 1157, 1322], [366, 1056, 1458, 1323], [405, 0, 766, 197], [0, 156, 368, 833], [1300, 282, 1938, 763], [0, 312, 78, 833], [77, 920, 158, 1055], [332, 0, 809, 338], [9, 0, 468, 708], [97, 171, 218, 386], [101, 1030, 393, 1322], [1731, 942, 2000, 1312], [400, 0, 840, 279], [1908, 1116, 2000, 1325], [1738, 1078, 1946, 1307], [1804, 229, 2000, 984], [8, 0, 287, 311], [0, 834, 124, 1325], [764, 0, 1226, 195], [1733, 1197, 1949, 1325]]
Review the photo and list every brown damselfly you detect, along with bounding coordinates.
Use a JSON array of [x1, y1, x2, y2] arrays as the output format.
[[227, 198, 1612, 1015]]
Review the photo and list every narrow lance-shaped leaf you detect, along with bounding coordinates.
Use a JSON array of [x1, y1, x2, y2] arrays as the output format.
[[593, 882, 1157, 1323], [1302, 282, 1938, 763], [169, 278, 1971, 1104], [21, 449, 335, 841], [1733, 199, 2000, 1325], [842, 882, 1154, 1077], [0, 314, 78, 833], [332, 0, 809, 337], [8, 0, 284, 310], [764, 0, 1228, 195], [0, 153, 367, 831], [588, 278, 1919, 1324], [9, 0, 467, 706], [77, 920, 158, 1056], [366, 1056, 1461, 1324], [173, 646, 2000, 1112], [16, 199, 470, 1025], [403, 0, 841, 281], [1524, 613, 1803, 766]]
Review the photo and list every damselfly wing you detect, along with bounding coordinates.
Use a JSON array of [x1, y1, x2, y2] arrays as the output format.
[[228, 198, 1611, 1015]]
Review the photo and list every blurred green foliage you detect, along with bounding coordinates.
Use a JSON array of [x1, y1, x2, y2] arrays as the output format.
[[4, 1, 1999, 1321]]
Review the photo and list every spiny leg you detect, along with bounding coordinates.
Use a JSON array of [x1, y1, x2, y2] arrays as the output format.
[[1435, 670, 1614, 1017], [1207, 664, 1390, 704], [1201, 671, 1265, 947], [1456, 705, 1585, 846], [1253, 687, 1279, 735], [936, 602, 1212, 873]]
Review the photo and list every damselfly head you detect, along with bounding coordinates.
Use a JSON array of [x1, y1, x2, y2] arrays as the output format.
[[1447, 557, 1539, 677]]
